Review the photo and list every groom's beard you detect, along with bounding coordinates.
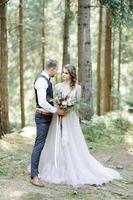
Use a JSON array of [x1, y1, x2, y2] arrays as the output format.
[[51, 74, 56, 78]]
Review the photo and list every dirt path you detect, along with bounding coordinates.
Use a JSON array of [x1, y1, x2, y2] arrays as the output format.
[[0, 128, 133, 200]]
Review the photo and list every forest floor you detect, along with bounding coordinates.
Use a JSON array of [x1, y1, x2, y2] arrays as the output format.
[[0, 125, 133, 200]]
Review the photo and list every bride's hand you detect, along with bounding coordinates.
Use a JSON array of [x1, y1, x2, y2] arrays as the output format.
[[56, 109, 66, 116]]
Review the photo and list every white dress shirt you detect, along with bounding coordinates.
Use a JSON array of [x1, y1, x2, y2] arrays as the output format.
[[34, 71, 57, 113]]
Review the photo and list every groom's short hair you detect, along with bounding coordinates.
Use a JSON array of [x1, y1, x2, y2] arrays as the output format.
[[46, 59, 58, 69]]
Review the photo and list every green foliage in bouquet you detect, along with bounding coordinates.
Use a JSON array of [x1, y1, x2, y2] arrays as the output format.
[[51, 91, 88, 112], [51, 91, 76, 110]]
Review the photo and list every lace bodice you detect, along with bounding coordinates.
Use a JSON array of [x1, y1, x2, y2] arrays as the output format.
[[54, 82, 81, 100]]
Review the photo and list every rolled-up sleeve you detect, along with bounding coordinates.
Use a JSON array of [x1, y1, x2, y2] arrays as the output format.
[[35, 77, 57, 113]]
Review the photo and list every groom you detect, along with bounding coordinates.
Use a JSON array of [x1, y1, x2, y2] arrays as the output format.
[[30, 59, 65, 187]]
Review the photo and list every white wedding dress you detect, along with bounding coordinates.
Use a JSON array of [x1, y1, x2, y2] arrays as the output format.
[[39, 83, 122, 186]]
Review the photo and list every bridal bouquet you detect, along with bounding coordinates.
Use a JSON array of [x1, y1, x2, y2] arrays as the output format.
[[52, 91, 87, 113], [53, 91, 76, 111]]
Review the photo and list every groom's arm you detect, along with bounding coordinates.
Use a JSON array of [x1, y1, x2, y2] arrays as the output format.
[[35, 77, 57, 113]]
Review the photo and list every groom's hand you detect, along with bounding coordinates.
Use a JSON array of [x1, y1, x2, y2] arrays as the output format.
[[56, 109, 66, 116]]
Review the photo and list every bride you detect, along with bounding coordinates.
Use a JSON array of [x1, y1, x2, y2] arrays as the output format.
[[39, 64, 122, 186]]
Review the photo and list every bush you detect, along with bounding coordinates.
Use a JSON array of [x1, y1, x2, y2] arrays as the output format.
[[81, 111, 132, 143]]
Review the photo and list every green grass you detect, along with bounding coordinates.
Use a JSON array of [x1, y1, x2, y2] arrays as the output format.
[[19, 193, 44, 200], [0, 111, 133, 200]]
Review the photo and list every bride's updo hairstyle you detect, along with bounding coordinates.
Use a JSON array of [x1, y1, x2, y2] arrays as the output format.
[[64, 64, 77, 88]]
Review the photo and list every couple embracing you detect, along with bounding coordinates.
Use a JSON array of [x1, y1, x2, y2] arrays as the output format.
[[30, 59, 122, 187]]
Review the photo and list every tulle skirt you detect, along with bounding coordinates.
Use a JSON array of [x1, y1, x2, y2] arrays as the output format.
[[39, 112, 122, 186]]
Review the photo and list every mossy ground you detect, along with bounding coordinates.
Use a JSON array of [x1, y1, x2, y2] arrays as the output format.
[[0, 118, 133, 200]]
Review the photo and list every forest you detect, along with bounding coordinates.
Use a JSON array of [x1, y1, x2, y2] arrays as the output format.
[[0, 0, 133, 200], [0, 0, 133, 130]]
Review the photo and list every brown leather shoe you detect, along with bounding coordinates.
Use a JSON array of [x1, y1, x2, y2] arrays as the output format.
[[30, 176, 44, 187]]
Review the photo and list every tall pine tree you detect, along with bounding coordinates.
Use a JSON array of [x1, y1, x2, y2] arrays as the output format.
[[0, 0, 9, 136]]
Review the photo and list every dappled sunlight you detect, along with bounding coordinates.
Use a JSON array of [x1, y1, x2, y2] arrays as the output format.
[[0, 126, 133, 200], [123, 111, 133, 146], [19, 126, 36, 138], [0, 0, 132, 198], [127, 149, 133, 156], [125, 134, 133, 145], [0, 140, 11, 151], [10, 190, 23, 198], [106, 110, 133, 124], [121, 111, 133, 123], [0, 133, 22, 152]]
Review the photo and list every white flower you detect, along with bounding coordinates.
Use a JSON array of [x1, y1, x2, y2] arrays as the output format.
[[67, 99, 72, 106], [62, 101, 67, 106]]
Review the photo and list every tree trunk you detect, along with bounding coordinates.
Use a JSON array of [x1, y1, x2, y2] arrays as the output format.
[[103, 8, 112, 113], [111, 28, 115, 110], [41, 0, 45, 70], [96, 6, 103, 116], [62, 0, 70, 72], [0, 0, 9, 136], [19, 0, 25, 128], [117, 27, 122, 108], [78, 0, 93, 120], [77, 0, 83, 84]]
